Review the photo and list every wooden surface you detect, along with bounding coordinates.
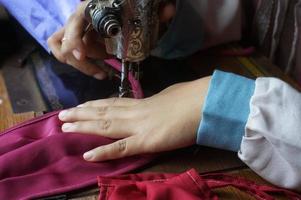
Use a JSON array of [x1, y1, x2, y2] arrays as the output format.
[[0, 45, 297, 199], [0, 71, 35, 132]]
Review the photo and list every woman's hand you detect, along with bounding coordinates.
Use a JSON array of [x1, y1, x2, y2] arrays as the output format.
[[58, 76, 211, 162], [47, 1, 109, 80], [47, 0, 176, 80]]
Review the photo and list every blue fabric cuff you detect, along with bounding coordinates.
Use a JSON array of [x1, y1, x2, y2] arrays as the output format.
[[197, 70, 255, 152]]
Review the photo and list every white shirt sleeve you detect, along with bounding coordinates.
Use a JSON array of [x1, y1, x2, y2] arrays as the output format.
[[238, 77, 301, 191]]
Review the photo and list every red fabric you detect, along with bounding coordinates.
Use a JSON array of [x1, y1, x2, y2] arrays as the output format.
[[98, 169, 217, 200], [0, 111, 154, 200], [97, 169, 301, 200]]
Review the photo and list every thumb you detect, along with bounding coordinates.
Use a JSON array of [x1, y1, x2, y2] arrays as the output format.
[[83, 136, 142, 162]]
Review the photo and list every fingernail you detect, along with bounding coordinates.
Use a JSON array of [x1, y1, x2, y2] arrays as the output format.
[[58, 110, 68, 120], [62, 123, 73, 132], [83, 151, 94, 161], [77, 104, 84, 107], [72, 49, 82, 60], [93, 73, 106, 80]]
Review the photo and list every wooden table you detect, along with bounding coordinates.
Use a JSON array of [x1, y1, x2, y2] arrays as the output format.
[[0, 44, 296, 199], [0, 72, 36, 132]]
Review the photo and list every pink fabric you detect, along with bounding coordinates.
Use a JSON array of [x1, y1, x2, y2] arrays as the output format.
[[97, 169, 301, 200], [0, 111, 153, 200], [104, 59, 144, 99]]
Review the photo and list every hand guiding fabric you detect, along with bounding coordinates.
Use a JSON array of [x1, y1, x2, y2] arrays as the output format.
[[58, 77, 210, 162]]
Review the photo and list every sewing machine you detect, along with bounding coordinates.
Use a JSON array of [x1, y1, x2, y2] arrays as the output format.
[[1, 42, 300, 199], [85, 0, 163, 97]]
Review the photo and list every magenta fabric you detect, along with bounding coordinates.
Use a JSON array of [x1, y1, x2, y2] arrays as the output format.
[[0, 111, 153, 200], [97, 169, 301, 200], [104, 59, 144, 99]]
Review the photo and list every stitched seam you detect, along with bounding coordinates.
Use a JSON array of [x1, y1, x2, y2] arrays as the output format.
[[99, 178, 167, 185], [98, 184, 114, 200], [151, 179, 167, 182], [106, 185, 112, 200], [186, 171, 198, 185], [186, 171, 204, 192]]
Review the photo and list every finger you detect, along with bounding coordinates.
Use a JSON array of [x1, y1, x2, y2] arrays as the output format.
[[47, 28, 66, 63], [61, 119, 132, 139], [65, 54, 107, 79], [83, 137, 143, 162], [61, 1, 89, 60], [78, 98, 140, 108], [58, 106, 130, 122]]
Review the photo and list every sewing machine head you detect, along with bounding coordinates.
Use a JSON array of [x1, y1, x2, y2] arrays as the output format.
[[85, 0, 165, 97], [85, 0, 162, 62]]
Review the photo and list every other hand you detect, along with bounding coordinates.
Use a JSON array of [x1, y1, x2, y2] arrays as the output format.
[[47, 0, 176, 80]]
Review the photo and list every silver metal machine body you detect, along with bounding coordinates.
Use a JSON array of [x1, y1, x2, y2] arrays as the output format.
[[85, 0, 162, 97]]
